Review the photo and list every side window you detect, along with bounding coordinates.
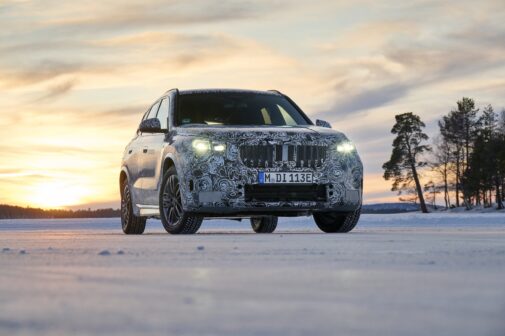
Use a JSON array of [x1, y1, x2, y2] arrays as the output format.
[[156, 97, 169, 130], [147, 101, 161, 119]]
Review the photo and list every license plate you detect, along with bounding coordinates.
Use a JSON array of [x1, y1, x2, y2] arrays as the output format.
[[258, 172, 314, 184]]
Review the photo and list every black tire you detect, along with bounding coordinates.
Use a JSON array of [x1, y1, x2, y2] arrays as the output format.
[[160, 167, 202, 234], [313, 208, 361, 233], [121, 180, 146, 234], [250, 216, 278, 233]]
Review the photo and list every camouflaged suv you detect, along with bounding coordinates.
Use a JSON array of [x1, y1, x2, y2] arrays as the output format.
[[120, 89, 363, 234]]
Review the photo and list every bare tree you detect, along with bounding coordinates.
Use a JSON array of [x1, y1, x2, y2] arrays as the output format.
[[430, 135, 453, 208]]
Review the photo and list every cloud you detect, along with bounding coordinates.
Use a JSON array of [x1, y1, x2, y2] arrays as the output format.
[[449, 27, 505, 49], [34, 79, 77, 102], [0, 32, 252, 90], [98, 105, 147, 117], [52, 1, 260, 30], [0, 0, 284, 90], [316, 20, 418, 52], [0, 170, 49, 180], [6, 0, 279, 36], [312, 19, 505, 122], [0, 61, 82, 87], [316, 83, 411, 120], [385, 47, 501, 81]]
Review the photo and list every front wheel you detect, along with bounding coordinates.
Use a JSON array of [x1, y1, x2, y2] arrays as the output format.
[[250, 216, 278, 233], [160, 167, 202, 234], [313, 208, 361, 233], [121, 180, 146, 234]]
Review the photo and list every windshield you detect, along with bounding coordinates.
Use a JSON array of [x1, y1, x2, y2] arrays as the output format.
[[176, 92, 311, 126]]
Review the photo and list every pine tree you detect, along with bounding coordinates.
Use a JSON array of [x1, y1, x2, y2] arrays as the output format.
[[499, 109, 505, 134], [488, 134, 505, 209], [464, 104, 505, 209], [479, 105, 497, 141], [457, 98, 480, 164], [500, 110, 505, 204], [383, 112, 431, 213], [476, 104, 498, 206], [439, 97, 480, 207], [439, 114, 464, 206]]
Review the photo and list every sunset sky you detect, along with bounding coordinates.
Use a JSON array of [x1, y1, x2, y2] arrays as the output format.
[[1, 0, 505, 209]]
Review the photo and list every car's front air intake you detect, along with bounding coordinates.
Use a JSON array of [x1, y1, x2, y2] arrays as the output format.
[[240, 144, 327, 168], [244, 184, 327, 202]]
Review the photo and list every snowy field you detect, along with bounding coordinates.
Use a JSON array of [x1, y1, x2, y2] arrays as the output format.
[[1, 213, 504, 336]]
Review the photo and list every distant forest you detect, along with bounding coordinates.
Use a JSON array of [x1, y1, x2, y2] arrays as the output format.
[[383, 97, 505, 212], [0, 204, 120, 219]]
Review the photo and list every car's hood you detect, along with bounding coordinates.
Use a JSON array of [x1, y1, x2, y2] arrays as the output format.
[[175, 125, 346, 140]]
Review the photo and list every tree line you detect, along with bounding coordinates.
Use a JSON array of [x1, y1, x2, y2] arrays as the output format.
[[383, 97, 505, 212], [0, 204, 120, 219]]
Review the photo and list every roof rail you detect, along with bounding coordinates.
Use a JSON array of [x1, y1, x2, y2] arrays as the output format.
[[267, 89, 283, 95], [165, 88, 178, 94]]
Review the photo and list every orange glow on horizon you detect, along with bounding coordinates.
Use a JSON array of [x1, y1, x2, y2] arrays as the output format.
[[25, 181, 93, 209]]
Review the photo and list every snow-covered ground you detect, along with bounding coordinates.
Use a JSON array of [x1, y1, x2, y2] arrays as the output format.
[[1, 213, 504, 336]]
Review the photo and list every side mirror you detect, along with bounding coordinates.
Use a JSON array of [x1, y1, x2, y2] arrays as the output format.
[[315, 119, 332, 128], [139, 118, 164, 133]]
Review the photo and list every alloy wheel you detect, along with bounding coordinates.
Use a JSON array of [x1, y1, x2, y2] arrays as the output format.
[[162, 175, 183, 226]]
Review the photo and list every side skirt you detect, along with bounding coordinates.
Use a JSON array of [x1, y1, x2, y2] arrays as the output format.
[[137, 204, 160, 217]]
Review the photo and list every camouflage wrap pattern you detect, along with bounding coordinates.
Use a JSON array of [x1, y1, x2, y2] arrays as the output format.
[[169, 126, 363, 211]]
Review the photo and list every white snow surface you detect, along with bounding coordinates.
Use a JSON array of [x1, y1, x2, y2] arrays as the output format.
[[1, 213, 504, 336]]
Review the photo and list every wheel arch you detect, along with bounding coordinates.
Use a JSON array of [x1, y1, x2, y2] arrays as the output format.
[[119, 167, 130, 197], [162, 155, 176, 177]]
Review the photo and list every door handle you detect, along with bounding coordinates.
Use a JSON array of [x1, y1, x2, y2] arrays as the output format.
[[143, 147, 148, 153]]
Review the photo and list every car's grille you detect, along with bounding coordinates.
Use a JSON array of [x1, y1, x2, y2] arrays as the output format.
[[244, 184, 327, 202], [240, 144, 327, 168]]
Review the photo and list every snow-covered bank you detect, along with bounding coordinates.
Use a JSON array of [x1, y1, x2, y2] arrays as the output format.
[[0, 212, 503, 232], [437, 205, 505, 213], [1, 214, 504, 336]]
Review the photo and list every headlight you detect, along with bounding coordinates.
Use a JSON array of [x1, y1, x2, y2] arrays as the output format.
[[213, 144, 226, 152], [192, 139, 226, 154], [192, 139, 211, 153], [336, 141, 355, 153]]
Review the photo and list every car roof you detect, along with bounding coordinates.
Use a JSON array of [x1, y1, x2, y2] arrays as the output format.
[[176, 88, 282, 96]]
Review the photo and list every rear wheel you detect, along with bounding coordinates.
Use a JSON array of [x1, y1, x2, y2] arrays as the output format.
[[160, 167, 202, 234], [250, 216, 278, 233], [121, 180, 146, 234], [313, 208, 361, 233]]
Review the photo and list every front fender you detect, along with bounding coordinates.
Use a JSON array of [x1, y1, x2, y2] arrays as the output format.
[[119, 165, 142, 216], [119, 166, 131, 193]]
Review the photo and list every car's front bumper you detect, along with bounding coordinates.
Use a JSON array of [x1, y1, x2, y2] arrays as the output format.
[[173, 132, 363, 215], [184, 182, 362, 216]]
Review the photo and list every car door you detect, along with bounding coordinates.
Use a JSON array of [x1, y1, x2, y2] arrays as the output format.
[[135, 100, 161, 205], [141, 96, 170, 205], [124, 111, 149, 204]]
